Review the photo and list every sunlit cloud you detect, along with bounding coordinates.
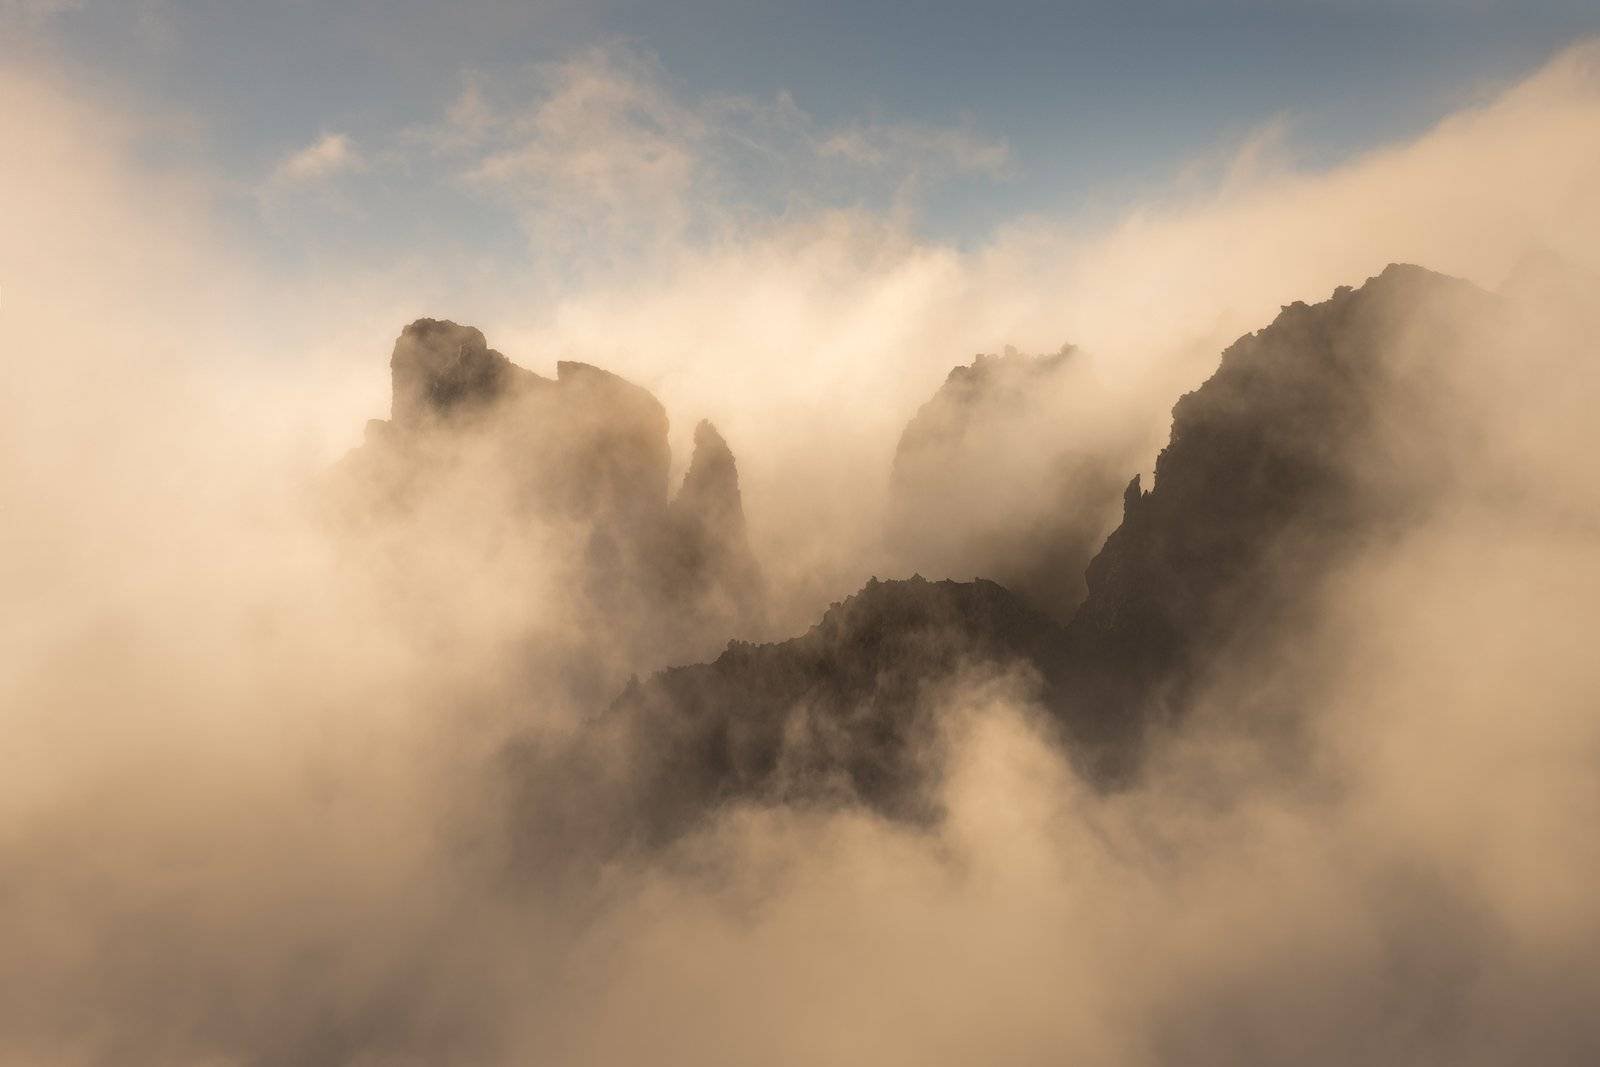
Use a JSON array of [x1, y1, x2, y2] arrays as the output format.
[[271, 131, 365, 185], [399, 45, 1013, 263], [3, 24, 1600, 1067]]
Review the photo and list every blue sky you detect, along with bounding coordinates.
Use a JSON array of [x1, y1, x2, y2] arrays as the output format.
[[7, 1, 1600, 278]]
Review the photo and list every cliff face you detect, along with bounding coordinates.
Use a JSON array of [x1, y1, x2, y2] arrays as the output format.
[[514, 265, 1510, 845], [331, 319, 764, 676], [1058, 264, 1497, 767], [887, 346, 1127, 618]]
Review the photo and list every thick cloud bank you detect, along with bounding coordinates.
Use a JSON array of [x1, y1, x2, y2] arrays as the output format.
[[2, 39, 1600, 1067]]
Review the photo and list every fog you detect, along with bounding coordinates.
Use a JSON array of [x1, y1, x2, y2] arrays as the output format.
[[2, 38, 1599, 1067]]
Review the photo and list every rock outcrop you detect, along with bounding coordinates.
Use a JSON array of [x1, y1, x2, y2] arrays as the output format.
[[388, 318, 539, 429], [330, 319, 765, 678], [662, 420, 766, 634]]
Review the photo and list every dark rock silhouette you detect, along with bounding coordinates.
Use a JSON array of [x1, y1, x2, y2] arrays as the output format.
[[342, 320, 673, 532], [1057, 263, 1496, 771], [513, 264, 1509, 848], [887, 345, 1128, 618], [507, 575, 1068, 857], [331, 319, 765, 679], [663, 420, 767, 635]]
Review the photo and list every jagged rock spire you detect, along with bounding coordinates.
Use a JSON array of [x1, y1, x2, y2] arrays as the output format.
[[674, 420, 748, 543], [666, 420, 765, 629]]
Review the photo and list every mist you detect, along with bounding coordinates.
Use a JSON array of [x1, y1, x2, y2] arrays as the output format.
[[3, 34, 1600, 1067]]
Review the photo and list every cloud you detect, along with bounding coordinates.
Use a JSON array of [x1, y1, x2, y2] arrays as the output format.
[[3, 34, 1600, 1067], [414, 45, 1011, 264], [817, 119, 1013, 178], [461, 48, 706, 253], [272, 131, 364, 185]]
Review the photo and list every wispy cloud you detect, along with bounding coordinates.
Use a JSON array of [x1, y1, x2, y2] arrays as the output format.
[[271, 131, 364, 185], [817, 120, 1012, 179], [408, 45, 1012, 262], [462, 48, 705, 253]]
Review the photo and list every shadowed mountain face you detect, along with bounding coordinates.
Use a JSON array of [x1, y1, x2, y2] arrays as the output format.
[[1059, 264, 1497, 758], [887, 346, 1128, 618], [331, 319, 765, 683], [526, 264, 1510, 846], [506, 575, 1069, 860]]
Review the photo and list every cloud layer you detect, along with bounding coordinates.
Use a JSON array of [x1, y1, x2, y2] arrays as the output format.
[[2, 36, 1599, 1067]]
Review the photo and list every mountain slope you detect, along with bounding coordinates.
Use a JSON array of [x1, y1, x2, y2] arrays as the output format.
[[1059, 263, 1497, 766]]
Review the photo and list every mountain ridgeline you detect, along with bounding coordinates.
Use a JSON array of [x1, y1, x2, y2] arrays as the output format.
[[337, 266, 1511, 850]]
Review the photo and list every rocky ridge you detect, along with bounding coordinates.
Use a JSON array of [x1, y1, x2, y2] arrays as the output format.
[[553, 264, 1508, 843]]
